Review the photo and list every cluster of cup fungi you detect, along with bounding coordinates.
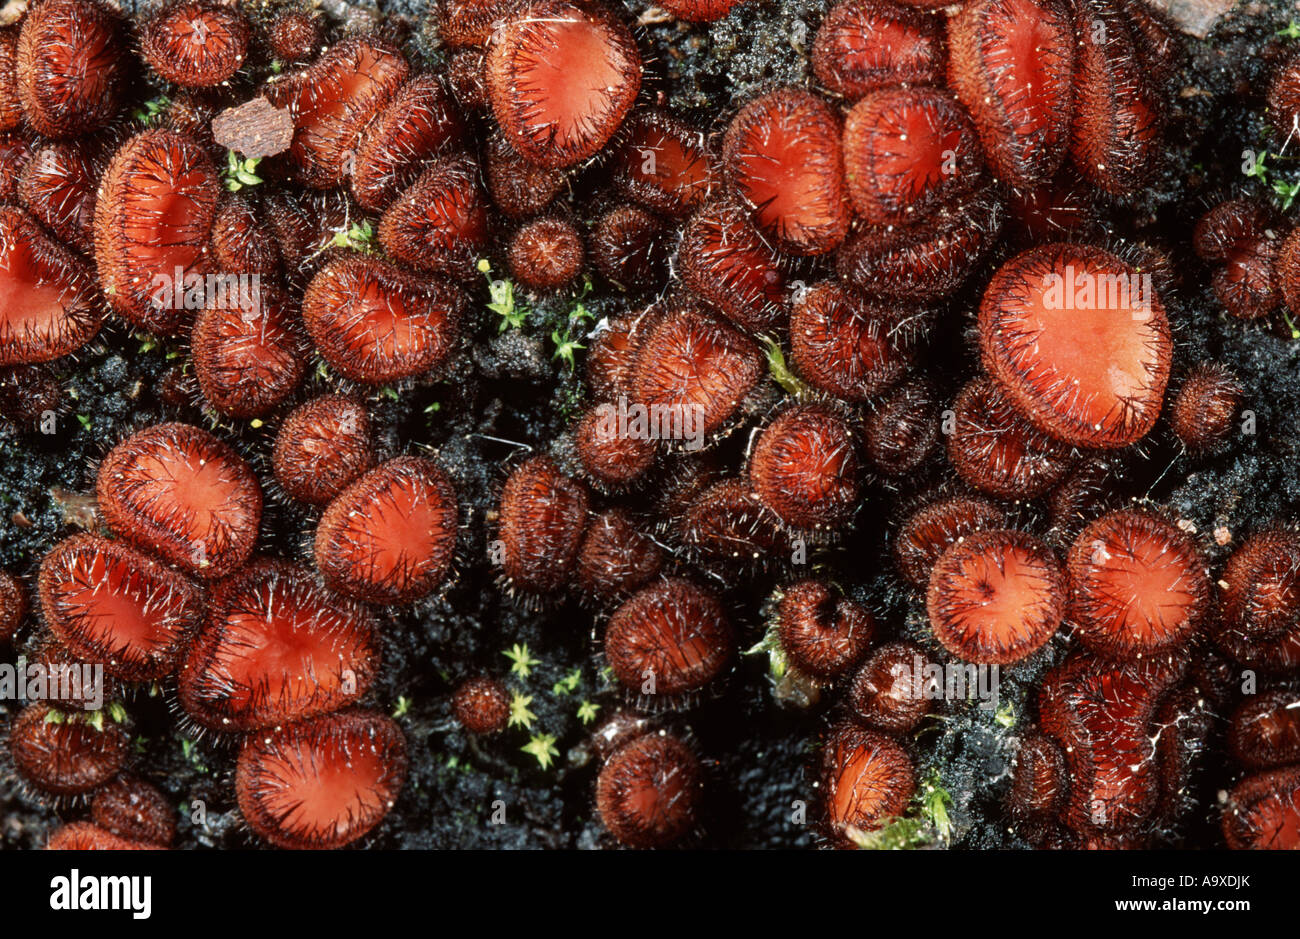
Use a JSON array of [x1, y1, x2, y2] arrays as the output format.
[[0, 0, 1299, 850]]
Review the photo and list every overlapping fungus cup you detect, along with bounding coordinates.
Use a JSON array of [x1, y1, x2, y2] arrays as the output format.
[[139, 0, 250, 88], [46, 822, 150, 850], [1229, 689, 1300, 770], [236, 710, 408, 850], [96, 422, 262, 580], [314, 456, 459, 605], [378, 152, 491, 281], [811, 0, 946, 100], [179, 559, 380, 733], [978, 243, 1172, 449], [351, 73, 467, 212], [926, 529, 1065, 665], [836, 181, 1003, 302], [17, 0, 128, 138], [775, 579, 875, 680], [267, 9, 323, 63], [892, 494, 1004, 588], [596, 732, 702, 848], [1006, 731, 1068, 827], [9, 702, 130, 797], [678, 201, 788, 334], [603, 577, 734, 700], [847, 640, 933, 733], [749, 404, 862, 533], [1218, 530, 1300, 643], [272, 394, 375, 506], [301, 254, 465, 384], [496, 455, 590, 595], [946, 0, 1075, 188], [573, 403, 658, 490], [38, 533, 202, 682], [678, 478, 791, 575], [485, 0, 642, 169], [945, 377, 1075, 500], [575, 510, 665, 605], [865, 377, 940, 476], [94, 129, 221, 336], [820, 723, 914, 846], [1038, 652, 1184, 836], [610, 109, 716, 219], [0, 28, 20, 132], [1067, 0, 1166, 198], [590, 204, 670, 294], [0, 205, 102, 366], [1222, 766, 1300, 850], [788, 282, 912, 402], [191, 284, 307, 418], [209, 194, 281, 278], [264, 36, 410, 188], [17, 139, 103, 255], [484, 132, 565, 219], [1065, 509, 1209, 660], [842, 85, 982, 225], [91, 774, 175, 846], [629, 301, 763, 437], [723, 87, 850, 256]]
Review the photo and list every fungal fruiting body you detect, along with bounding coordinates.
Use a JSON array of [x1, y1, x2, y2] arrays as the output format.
[[629, 300, 763, 436], [272, 395, 375, 506], [789, 282, 911, 401], [139, 0, 249, 88], [811, 0, 945, 99], [94, 130, 221, 336], [820, 723, 914, 846], [848, 641, 933, 733], [485, 1, 642, 169], [603, 578, 734, 700], [314, 457, 459, 605], [264, 36, 410, 188], [1065, 510, 1208, 659], [1038, 652, 1183, 838], [178, 560, 379, 732], [842, 86, 981, 225], [596, 732, 701, 848], [723, 88, 850, 255], [678, 201, 788, 334], [301, 255, 465, 383], [236, 710, 408, 850], [496, 456, 590, 595], [452, 676, 511, 734], [38, 534, 202, 682], [946, 0, 1074, 188], [0, 205, 102, 366], [191, 284, 307, 418], [926, 529, 1065, 665], [9, 702, 129, 797], [16, 0, 127, 138], [978, 243, 1172, 448], [96, 423, 262, 580], [748, 404, 862, 534], [776, 579, 875, 680]]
